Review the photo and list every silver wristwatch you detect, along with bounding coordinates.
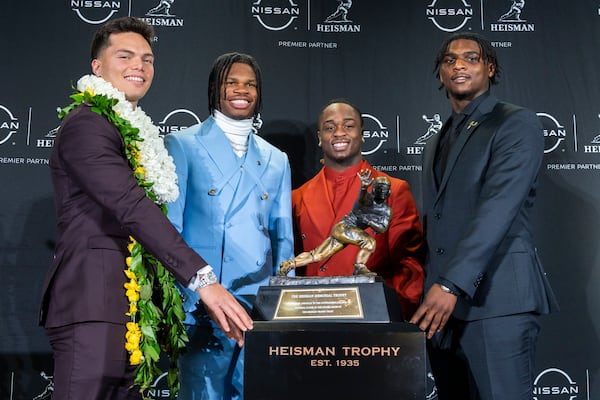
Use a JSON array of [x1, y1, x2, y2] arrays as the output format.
[[197, 270, 218, 289], [439, 284, 458, 296]]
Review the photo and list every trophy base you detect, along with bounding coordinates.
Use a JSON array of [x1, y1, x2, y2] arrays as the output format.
[[252, 276, 403, 323]]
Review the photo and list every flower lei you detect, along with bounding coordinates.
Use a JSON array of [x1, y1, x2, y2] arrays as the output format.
[[59, 75, 188, 397]]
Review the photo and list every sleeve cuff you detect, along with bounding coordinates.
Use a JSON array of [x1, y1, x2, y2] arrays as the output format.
[[187, 265, 214, 291]]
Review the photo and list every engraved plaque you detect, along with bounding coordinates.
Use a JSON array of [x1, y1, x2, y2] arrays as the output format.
[[273, 287, 363, 320], [252, 277, 403, 323]]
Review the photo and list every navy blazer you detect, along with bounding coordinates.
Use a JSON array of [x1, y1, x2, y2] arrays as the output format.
[[421, 94, 558, 321]]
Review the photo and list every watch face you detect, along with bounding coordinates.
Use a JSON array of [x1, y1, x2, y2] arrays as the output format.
[[199, 271, 218, 288]]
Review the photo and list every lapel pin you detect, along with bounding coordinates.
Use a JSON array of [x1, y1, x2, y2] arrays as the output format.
[[467, 120, 479, 130]]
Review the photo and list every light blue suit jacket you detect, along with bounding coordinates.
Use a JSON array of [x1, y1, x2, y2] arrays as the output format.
[[165, 116, 293, 321]]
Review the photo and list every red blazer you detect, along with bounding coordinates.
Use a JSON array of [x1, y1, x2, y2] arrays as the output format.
[[292, 160, 426, 318], [39, 105, 207, 328]]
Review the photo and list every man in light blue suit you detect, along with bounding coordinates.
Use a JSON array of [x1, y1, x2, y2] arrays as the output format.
[[165, 52, 293, 400]]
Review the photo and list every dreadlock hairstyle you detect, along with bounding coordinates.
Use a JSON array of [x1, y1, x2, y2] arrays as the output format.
[[433, 31, 502, 90], [317, 98, 364, 129], [90, 17, 154, 60], [207, 52, 263, 119]]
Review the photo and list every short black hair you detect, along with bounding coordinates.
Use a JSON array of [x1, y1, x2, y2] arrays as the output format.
[[207, 52, 263, 118], [317, 98, 364, 129], [90, 17, 154, 60], [433, 31, 501, 86]]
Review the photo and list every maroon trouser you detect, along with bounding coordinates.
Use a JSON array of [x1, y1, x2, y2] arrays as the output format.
[[46, 321, 141, 400]]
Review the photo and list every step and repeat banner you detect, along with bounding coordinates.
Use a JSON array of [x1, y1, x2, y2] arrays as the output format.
[[1, 1, 599, 399]]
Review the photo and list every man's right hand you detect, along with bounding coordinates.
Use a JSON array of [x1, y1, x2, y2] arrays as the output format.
[[409, 284, 457, 339], [196, 284, 254, 346]]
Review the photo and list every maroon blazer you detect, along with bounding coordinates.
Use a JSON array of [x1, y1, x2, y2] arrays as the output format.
[[292, 160, 426, 318], [39, 105, 207, 328]]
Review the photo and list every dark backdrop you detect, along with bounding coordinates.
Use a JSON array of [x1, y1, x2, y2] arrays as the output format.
[[1, 1, 598, 399]]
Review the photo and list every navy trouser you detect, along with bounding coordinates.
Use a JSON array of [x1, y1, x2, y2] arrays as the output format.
[[427, 313, 541, 400]]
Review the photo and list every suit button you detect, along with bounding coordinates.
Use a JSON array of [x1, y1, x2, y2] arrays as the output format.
[[474, 273, 483, 287], [301, 234, 306, 240], [320, 265, 327, 272], [434, 213, 441, 219], [261, 193, 269, 200], [208, 189, 217, 196], [435, 248, 445, 255]]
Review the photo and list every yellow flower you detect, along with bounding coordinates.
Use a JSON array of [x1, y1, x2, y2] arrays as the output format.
[[135, 166, 146, 176], [124, 279, 140, 292], [129, 349, 143, 365], [126, 256, 132, 267], [126, 321, 140, 332], [126, 289, 140, 303], [85, 88, 95, 97], [124, 269, 136, 280], [126, 303, 138, 316], [126, 329, 141, 347], [127, 242, 135, 253]]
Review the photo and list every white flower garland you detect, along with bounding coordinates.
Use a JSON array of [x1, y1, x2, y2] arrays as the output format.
[[76, 74, 179, 204]]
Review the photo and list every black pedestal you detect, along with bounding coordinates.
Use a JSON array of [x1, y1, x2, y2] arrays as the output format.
[[245, 277, 426, 399], [244, 322, 426, 400]]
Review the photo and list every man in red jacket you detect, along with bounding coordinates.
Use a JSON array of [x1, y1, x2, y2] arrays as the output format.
[[284, 99, 426, 319]]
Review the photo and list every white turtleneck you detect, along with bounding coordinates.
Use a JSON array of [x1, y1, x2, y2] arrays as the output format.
[[214, 110, 253, 157]]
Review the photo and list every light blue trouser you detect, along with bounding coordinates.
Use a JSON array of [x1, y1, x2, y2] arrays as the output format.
[[178, 320, 244, 400]]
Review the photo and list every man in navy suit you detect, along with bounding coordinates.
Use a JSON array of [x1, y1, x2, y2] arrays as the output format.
[[410, 32, 559, 400]]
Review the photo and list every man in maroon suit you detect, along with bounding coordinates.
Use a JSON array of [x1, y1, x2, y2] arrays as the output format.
[[39, 17, 252, 400], [286, 99, 426, 319]]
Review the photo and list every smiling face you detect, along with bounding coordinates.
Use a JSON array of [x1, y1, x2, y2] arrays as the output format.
[[91, 31, 154, 108], [218, 62, 258, 120], [439, 38, 495, 111], [317, 102, 364, 171]]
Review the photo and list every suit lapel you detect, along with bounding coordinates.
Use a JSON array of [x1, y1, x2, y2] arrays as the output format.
[[434, 95, 499, 204], [231, 134, 271, 207], [194, 119, 268, 216], [195, 118, 238, 177]]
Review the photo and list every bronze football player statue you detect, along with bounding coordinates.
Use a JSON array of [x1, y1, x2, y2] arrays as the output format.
[[279, 169, 392, 276]]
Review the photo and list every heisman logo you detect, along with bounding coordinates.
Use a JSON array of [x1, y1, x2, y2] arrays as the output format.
[[251, 0, 300, 31], [498, 0, 526, 22], [316, 0, 361, 33], [70, 0, 123, 25], [415, 113, 442, 145], [33, 371, 54, 400], [147, 0, 175, 16], [142, 0, 185, 27], [0, 104, 19, 145], [426, 0, 473, 32], [490, 0, 535, 32]]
